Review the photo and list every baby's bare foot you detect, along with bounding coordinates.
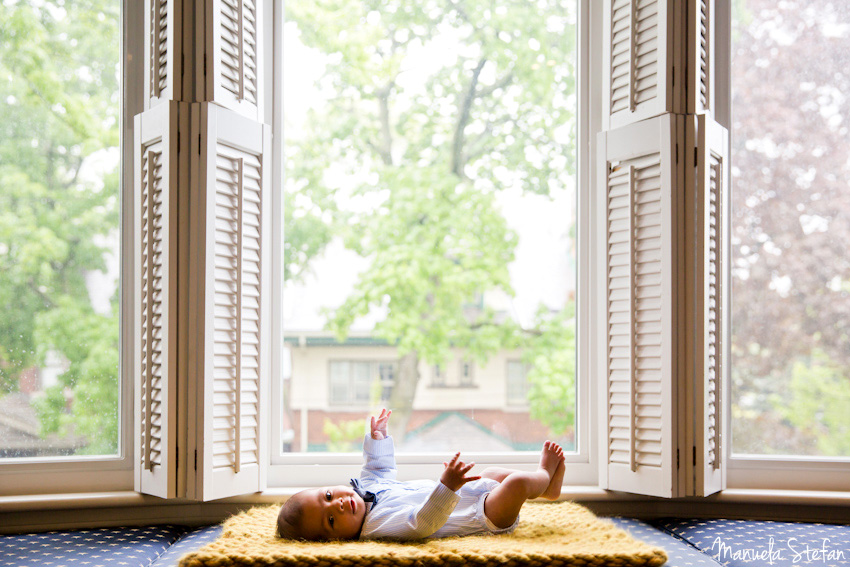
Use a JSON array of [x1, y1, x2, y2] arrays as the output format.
[[538, 440, 564, 478], [542, 459, 565, 500]]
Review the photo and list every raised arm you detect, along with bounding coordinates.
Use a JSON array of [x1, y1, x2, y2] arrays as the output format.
[[361, 409, 396, 481]]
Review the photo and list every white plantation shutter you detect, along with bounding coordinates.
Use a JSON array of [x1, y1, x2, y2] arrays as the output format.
[[200, 0, 263, 120], [597, 115, 686, 498], [188, 103, 271, 501], [687, 0, 715, 115], [135, 0, 271, 501], [603, 0, 685, 130], [134, 102, 186, 498], [687, 114, 728, 496], [144, 0, 186, 108]]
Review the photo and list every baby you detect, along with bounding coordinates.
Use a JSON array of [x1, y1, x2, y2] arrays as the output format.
[[276, 408, 566, 541]]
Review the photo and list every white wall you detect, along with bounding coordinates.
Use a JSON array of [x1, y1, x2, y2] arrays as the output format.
[[287, 343, 526, 412]]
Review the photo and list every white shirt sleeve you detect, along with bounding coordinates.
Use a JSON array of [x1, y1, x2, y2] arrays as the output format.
[[359, 482, 461, 540], [360, 435, 397, 482]]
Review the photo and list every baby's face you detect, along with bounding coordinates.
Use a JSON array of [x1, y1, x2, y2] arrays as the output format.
[[299, 485, 367, 540]]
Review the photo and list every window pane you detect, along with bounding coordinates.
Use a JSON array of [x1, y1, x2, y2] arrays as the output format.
[[0, 1, 121, 459], [329, 361, 350, 404], [352, 362, 372, 403], [506, 361, 529, 405], [731, 0, 850, 456], [282, 0, 578, 454]]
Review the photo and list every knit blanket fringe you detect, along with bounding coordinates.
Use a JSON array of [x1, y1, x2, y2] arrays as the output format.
[[179, 501, 668, 567]]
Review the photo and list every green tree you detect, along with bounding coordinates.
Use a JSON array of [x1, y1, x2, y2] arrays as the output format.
[[323, 418, 365, 452], [285, 0, 578, 441], [523, 304, 576, 440], [730, 0, 850, 454], [0, 0, 120, 454], [780, 351, 850, 456]]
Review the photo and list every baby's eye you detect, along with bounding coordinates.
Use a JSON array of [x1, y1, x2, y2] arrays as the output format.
[[325, 490, 332, 501]]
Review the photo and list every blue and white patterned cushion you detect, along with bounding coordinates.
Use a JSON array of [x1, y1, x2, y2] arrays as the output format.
[[0, 525, 186, 567], [150, 524, 223, 567], [609, 517, 724, 567], [654, 518, 850, 567]]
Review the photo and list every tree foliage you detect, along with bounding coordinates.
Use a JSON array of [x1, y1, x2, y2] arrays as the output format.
[[730, 0, 850, 455], [0, 0, 120, 454], [780, 351, 850, 456], [523, 304, 576, 438], [323, 418, 365, 453], [285, 0, 578, 441]]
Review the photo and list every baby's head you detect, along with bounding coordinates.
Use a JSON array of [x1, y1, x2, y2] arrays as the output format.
[[277, 485, 367, 540]]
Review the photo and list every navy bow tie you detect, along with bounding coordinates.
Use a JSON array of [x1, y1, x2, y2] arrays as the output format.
[[350, 478, 377, 504]]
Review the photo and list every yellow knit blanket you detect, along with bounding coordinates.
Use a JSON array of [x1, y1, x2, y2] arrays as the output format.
[[179, 501, 668, 567]]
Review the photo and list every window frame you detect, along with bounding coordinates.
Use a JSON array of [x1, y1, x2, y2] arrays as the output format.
[[719, 0, 850, 492], [457, 360, 476, 388], [429, 364, 447, 387], [266, 0, 599, 489], [0, 0, 140, 496]]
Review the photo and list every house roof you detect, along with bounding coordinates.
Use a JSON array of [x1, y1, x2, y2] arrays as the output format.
[[0, 393, 87, 456], [400, 411, 517, 453]]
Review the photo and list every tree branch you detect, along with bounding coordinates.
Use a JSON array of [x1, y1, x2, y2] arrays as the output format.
[[27, 278, 55, 310], [476, 72, 514, 100], [451, 58, 487, 178], [465, 115, 513, 162], [375, 82, 395, 166]]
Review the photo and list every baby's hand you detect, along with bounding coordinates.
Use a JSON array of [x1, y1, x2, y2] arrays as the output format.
[[440, 452, 481, 492], [370, 408, 392, 440]]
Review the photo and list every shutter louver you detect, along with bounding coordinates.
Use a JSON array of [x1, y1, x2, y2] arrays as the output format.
[[203, 0, 263, 120], [151, 0, 168, 98], [688, 0, 715, 115], [134, 102, 183, 499], [142, 147, 164, 472], [190, 103, 270, 501], [634, 1, 660, 107], [609, 0, 632, 115], [690, 114, 728, 496], [144, 0, 184, 109], [604, 0, 684, 130], [598, 115, 684, 498], [212, 148, 262, 475]]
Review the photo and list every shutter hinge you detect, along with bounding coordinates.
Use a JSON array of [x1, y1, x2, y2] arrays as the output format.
[[181, 53, 184, 77], [177, 131, 180, 152], [198, 134, 201, 155], [176, 447, 179, 469], [695, 146, 698, 164], [676, 448, 680, 469], [675, 143, 679, 164], [194, 450, 198, 471], [693, 446, 697, 467], [672, 65, 675, 86], [203, 53, 207, 77]]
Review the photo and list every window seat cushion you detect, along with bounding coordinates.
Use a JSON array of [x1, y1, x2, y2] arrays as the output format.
[[0, 525, 187, 567], [4, 516, 847, 567], [610, 518, 724, 567], [652, 518, 850, 567], [151, 525, 224, 567]]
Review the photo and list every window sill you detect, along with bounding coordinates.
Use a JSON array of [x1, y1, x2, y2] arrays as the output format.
[[3, 486, 850, 534]]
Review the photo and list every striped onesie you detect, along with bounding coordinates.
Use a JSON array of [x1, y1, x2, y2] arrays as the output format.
[[357, 435, 519, 540]]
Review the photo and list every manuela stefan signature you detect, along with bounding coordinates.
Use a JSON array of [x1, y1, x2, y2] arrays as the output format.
[[711, 536, 848, 564]]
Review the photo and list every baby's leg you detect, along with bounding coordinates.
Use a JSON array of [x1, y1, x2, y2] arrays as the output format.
[[483, 441, 565, 529], [480, 467, 514, 483]]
